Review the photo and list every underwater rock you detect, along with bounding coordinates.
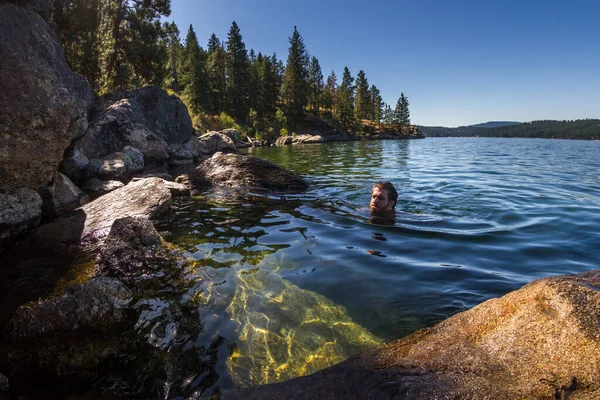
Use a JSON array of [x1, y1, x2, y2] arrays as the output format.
[[97, 216, 178, 284], [177, 152, 309, 193], [5, 277, 132, 341], [223, 268, 600, 399], [226, 269, 381, 388], [28, 177, 171, 252], [1, 277, 133, 397]]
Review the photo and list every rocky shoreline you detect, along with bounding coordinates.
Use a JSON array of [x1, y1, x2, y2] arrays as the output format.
[[0, 0, 599, 399]]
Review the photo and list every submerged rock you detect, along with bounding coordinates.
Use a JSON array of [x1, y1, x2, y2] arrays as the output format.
[[97, 216, 178, 284], [5, 277, 132, 341], [227, 269, 381, 387], [223, 269, 600, 399], [177, 152, 309, 193], [2, 277, 133, 397]]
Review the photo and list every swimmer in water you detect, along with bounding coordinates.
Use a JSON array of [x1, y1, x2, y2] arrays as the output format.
[[370, 181, 397, 215]]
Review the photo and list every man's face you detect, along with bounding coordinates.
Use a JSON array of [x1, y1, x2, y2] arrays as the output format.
[[370, 187, 395, 213]]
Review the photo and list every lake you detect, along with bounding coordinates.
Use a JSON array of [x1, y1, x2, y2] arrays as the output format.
[[148, 137, 600, 397], [4, 137, 599, 398]]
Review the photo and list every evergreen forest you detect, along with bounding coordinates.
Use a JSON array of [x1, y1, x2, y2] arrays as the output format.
[[420, 119, 600, 140], [52, 0, 412, 142]]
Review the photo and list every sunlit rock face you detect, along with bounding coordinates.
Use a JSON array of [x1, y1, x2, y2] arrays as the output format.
[[223, 269, 600, 399], [0, 1, 94, 191], [226, 269, 381, 387]]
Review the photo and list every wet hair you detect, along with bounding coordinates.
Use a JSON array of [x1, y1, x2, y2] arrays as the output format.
[[373, 181, 398, 206]]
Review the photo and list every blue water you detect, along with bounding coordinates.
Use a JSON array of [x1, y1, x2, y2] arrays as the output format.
[[234, 138, 600, 338], [149, 137, 600, 395]]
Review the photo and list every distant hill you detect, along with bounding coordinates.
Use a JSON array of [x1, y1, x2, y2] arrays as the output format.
[[418, 119, 600, 140], [467, 121, 521, 129]]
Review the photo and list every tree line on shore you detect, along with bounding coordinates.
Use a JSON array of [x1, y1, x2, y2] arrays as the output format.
[[420, 119, 600, 140], [52, 0, 411, 142]]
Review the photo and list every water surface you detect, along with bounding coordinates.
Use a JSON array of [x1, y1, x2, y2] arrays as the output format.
[[150, 137, 600, 395]]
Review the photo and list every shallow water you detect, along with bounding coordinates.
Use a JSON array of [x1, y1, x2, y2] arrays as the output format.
[[4, 137, 600, 398]]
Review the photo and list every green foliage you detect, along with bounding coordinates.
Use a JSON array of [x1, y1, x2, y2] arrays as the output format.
[[206, 35, 227, 115], [354, 70, 370, 120], [371, 85, 382, 127], [54, 8, 413, 135], [217, 112, 241, 131], [308, 56, 323, 119], [336, 67, 355, 129], [282, 26, 309, 124], [225, 21, 250, 123], [273, 108, 288, 133], [180, 25, 210, 115], [280, 128, 289, 137], [52, 0, 101, 89]]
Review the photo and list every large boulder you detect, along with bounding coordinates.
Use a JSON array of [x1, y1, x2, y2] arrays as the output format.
[[0, 187, 42, 245], [76, 86, 195, 165], [197, 130, 241, 155], [223, 269, 600, 399], [0, 1, 94, 191], [40, 171, 88, 219], [27, 177, 171, 252], [86, 151, 134, 182], [176, 152, 309, 193]]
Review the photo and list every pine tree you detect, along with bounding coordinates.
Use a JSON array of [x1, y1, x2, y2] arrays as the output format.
[[336, 67, 355, 130], [282, 26, 309, 125], [399, 92, 410, 129], [371, 85, 382, 127], [322, 70, 337, 113], [101, 0, 172, 92], [163, 22, 182, 93], [354, 70, 370, 120], [225, 21, 250, 123], [308, 56, 323, 121], [383, 103, 394, 126], [263, 54, 281, 118], [180, 25, 210, 114], [207, 35, 227, 114], [52, 0, 102, 90]]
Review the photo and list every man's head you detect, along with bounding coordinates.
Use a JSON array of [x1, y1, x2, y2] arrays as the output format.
[[370, 181, 397, 214]]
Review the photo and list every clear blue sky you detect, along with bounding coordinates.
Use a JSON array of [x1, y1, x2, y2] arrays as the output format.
[[168, 0, 600, 127]]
